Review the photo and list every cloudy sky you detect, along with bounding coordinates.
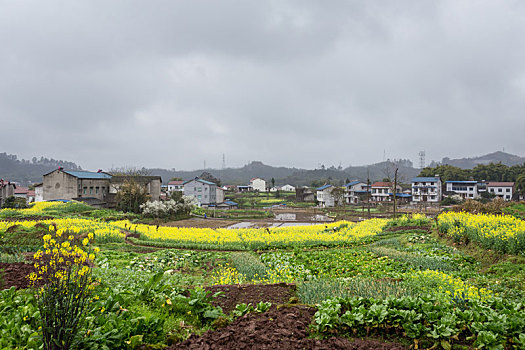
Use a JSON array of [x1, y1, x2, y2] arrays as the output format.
[[1, 1, 524, 171]]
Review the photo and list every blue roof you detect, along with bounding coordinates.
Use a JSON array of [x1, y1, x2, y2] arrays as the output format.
[[316, 184, 332, 191], [411, 177, 439, 182], [224, 200, 238, 205], [183, 177, 216, 186], [389, 193, 412, 197], [63, 171, 112, 179], [445, 180, 477, 184], [345, 181, 362, 187]]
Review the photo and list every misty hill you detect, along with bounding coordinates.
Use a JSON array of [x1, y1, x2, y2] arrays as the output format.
[[150, 159, 420, 187], [0, 153, 82, 185], [441, 151, 525, 169]]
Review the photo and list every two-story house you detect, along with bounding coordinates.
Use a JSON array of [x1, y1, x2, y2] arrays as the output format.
[[43, 169, 112, 203], [371, 182, 402, 202], [487, 182, 514, 201], [411, 177, 442, 204], [445, 180, 479, 199], [183, 177, 217, 207], [344, 181, 368, 204], [250, 177, 266, 192], [316, 184, 335, 207], [167, 180, 184, 194]]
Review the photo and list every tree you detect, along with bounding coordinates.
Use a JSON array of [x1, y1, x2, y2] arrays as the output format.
[[331, 187, 346, 207], [199, 172, 221, 186], [116, 179, 150, 213], [271, 178, 275, 189], [110, 167, 152, 176], [516, 173, 525, 200], [2, 196, 28, 209], [383, 160, 404, 218]]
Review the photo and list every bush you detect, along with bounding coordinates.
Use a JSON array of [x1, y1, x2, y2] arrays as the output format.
[[140, 196, 197, 218]]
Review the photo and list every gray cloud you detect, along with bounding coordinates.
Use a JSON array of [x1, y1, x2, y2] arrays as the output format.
[[1, 0, 524, 171]]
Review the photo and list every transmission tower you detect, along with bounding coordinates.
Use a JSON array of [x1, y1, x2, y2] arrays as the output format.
[[418, 151, 426, 169]]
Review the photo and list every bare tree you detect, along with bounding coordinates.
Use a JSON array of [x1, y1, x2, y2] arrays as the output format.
[[383, 160, 406, 218], [331, 187, 346, 207]]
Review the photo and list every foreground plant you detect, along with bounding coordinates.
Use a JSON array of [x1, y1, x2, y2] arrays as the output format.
[[28, 225, 99, 350]]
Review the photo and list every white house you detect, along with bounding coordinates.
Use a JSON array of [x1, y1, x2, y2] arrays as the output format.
[[280, 184, 295, 192], [183, 177, 217, 207], [446, 181, 479, 199], [216, 187, 225, 204], [411, 177, 442, 204], [167, 180, 184, 194], [250, 177, 266, 192], [371, 182, 402, 202], [344, 181, 368, 204], [487, 182, 514, 201], [34, 183, 43, 202], [316, 184, 335, 207]]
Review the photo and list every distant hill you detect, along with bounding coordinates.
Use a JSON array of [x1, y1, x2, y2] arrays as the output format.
[[441, 151, 525, 169], [0, 153, 82, 185]]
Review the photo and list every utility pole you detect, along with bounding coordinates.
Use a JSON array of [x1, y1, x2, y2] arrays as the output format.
[[393, 168, 398, 219]]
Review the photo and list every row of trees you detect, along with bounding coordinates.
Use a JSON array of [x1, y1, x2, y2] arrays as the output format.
[[419, 163, 525, 183]]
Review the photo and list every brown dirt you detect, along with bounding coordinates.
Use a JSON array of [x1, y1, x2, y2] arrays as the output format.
[[206, 283, 297, 314], [171, 305, 407, 350], [0, 262, 39, 289], [386, 225, 430, 232]]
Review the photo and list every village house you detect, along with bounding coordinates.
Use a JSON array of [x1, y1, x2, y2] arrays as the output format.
[[316, 184, 335, 207], [42, 168, 162, 207], [250, 177, 267, 192], [43, 168, 112, 204], [34, 183, 43, 202], [445, 180, 479, 199], [344, 181, 368, 204], [167, 180, 184, 194], [14, 186, 35, 204], [371, 182, 403, 202], [183, 177, 217, 207], [280, 184, 295, 192], [0, 179, 16, 208], [295, 187, 315, 202], [216, 187, 225, 204], [411, 177, 442, 204], [487, 182, 514, 201]]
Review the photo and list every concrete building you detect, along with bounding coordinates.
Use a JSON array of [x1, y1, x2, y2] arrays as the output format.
[[344, 181, 368, 204], [108, 175, 162, 206], [371, 182, 402, 202], [0, 179, 16, 208], [43, 169, 112, 203], [183, 177, 217, 207], [250, 177, 266, 192], [167, 180, 184, 194], [316, 184, 335, 207], [296, 187, 315, 202], [445, 180, 479, 199], [34, 183, 43, 202], [216, 187, 225, 204], [411, 177, 442, 204], [280, 184, 296, 192], [487, 182, 514, 201]]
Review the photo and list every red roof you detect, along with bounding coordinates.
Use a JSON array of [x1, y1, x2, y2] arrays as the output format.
[[14, 186, 29, 194], [168, 180, 184, 185], [487, 182, 514, 187], [27, 190, 35, 196], [371, 182, 392, 187]]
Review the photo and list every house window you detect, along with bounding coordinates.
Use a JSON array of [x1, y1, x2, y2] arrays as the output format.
[[198, 188, 202, 192], [198, 195, 201, 200], [96, 187, 99, 194], [89, 187, 93, 194], [83, 187, 87, 194], [498, 188, 502, 193], [506, 188, 510, 192]]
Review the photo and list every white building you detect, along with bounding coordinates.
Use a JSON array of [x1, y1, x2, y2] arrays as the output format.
[[316, 184, 335, 207], [183, 177, 217, 207], [280, 184, 295, 192], [487, 182, 514, 201], [411, 177, 442, 203], [250, 177, 266, 192], [34, 183, 43, 202], [167, 180, 184, 194], [216, 187, 225, 204], [371, 182, 402, 202], [344, 181, 368, 204], [446, 181, 479, 199]]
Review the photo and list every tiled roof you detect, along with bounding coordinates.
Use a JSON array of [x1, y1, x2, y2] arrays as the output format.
[[445, 180, 477, 183], [316, 184, 332, 191], [14, 187, 29, 194], [183, 177, 216, 186], [345, 181, 362, 187], [487, 182, 514, 187], [224, 200, 238, 205], [411, 177, 440, 182], [371, 182, 392, 187], [168, 180, 184, 185], [63, 171, 112, 179]]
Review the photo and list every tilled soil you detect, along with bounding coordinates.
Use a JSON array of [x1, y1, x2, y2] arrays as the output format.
[[206, 283, 296, 314], [0, 262, 38, 289], [172, 305, 407, 350]]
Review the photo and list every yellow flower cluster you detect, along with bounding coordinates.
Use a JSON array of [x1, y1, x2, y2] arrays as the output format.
[[0, 217, 125, 242], [438, 211, 525, 253], [28, 226, 97, 286], [407, 269, 494, 302], [11, 201, 66, 214], [111, 219, 387, 248]]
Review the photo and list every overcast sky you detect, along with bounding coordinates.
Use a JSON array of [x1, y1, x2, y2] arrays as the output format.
[[1, 1, 524, 171]]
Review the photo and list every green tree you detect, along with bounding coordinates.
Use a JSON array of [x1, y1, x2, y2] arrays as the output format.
[[116, 179, 150, 213], [516, 173, 525, 199]]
